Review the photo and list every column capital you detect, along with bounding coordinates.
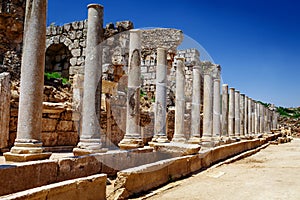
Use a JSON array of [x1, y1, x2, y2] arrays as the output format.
[[87, 4, 104, 9]]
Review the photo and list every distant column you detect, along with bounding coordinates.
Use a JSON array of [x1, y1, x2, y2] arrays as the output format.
[[228, 88, 235, 137], [234, 90, 240, 136], [251, 100, 255, 134], [188, 65, 202, 144], [244, 96, 248, 136], [74, 4, 107, 155], [248, 98, 252, 135], [213, 78, 221, 138], [4, 0, 51, 162], [202, 69, 213, 141], [254, 102, 260, 134], [221, 84, 229, 137], [240, 94, 245, 136], [264, 107, 268, 133], [259, 104, 265, 133], [172, 57, 186, 143], [119, 30, 144, 149], [273, 111, 278, 130], [152, 47, 169, 143]]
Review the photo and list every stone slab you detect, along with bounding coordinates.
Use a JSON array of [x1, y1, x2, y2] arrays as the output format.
[[3, 152, 52, 162], [152, 142, 201, 156], [2, 174, 107, 200]]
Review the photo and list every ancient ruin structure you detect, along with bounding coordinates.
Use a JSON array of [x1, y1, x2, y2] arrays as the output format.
[[0, 1, 284, 199]]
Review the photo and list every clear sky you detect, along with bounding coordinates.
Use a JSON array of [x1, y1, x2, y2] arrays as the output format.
[[48, 0, 300, 108]]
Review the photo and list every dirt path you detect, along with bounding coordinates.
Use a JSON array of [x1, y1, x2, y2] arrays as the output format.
[[141, 138, 300, 200]]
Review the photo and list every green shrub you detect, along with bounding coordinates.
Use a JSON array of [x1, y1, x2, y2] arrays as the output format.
[[45, 72, 69, 84]]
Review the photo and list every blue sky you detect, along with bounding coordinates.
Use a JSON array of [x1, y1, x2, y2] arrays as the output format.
[[48, 0, 300, 108]]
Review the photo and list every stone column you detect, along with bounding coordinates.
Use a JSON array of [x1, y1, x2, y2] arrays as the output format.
[[172, 57, 186, 143], [254, 102, 259, 134], [244, 96, 248, 136], [221, 84, 229, 137], [73, 4, 107, 155], [264, 107, 268, 133], [0, 73, 10, 149], [259, 104, 265, 133], [212, 78, 221, 138], [248, 98, 252, 135], [266, 108, 270, 133], [234, 90, 240, 137], [152, 47, 169, 143], [273, 111, 278, 130], [202, 67, 213, 143], [228, 88, 235, 137], [251, 100, 255, 135], [119, 30, 144, 149], [240, 94, 245, 137], [4, 0, 51, 162], [188, 65, 202, 144]]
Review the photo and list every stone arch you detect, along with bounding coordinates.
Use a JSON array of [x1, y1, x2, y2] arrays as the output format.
[[45, 43, 71, 78]]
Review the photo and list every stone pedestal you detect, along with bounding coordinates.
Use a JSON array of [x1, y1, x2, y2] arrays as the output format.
[[172, 57, 186, 143], [119, 30, 144, 149], [228, 88, 235, 137], [74, 4, 107, 155], [4, 0, 51, 162], [188, 65, 202, 144], [152, 47, 169, 143]]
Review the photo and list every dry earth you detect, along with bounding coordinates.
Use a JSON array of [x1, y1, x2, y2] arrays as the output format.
[[137, 138, 300, 200]]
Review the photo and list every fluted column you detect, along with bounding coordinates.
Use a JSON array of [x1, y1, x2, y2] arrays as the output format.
[[213, 78, 221, 138], [74, 4, 107, 155], [188, 65, 202, 144], [119, 30, 144, 149], [228, 88, 235, 137], [251, 100, 255, 135], [152, 47, 169, 143], [259, 104, 265, 133], [4, 0, 51, 162], [254, 102, 259, 134], [221, 84, 229, 137], [234, 90, 240, 137], [172, 57, 186, 143]]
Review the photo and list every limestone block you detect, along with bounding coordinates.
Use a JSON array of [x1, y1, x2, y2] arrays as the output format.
[[71, 49, 81, 57], [42, 132, 58, 146], [56, 155, 101, 182], [57, 121, 74, 132], [57, 132, 78, 146], [9, 117, 18, 132], [3, 174, 107, 200], [168, 157, 190, 180], [70, 57, 77, 66], [42, 118, 58, 132], [0, 160, 58, 196]]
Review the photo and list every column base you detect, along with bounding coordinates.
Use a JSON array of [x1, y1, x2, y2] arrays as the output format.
[[4, 141, 52, 162], [187, 136, 201, 144], [149, 136, 170, 147], [4, 152, 52, 162], [200, 137, 221, 148], [73, 147, 108, 156], [171, 137, 186, 143], [118, 138, 144, 150]]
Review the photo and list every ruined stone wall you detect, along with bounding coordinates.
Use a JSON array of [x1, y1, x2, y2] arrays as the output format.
[[0, 0, 25, 80]]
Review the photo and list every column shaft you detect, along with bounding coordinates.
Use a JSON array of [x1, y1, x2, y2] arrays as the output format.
[[76, 4, 105, 153], [153, 47, 169, 143], [213, 79, 221, 137], [202, 74, 213, 139], [5, 0, 51, 161], [248, 98, 252, 134], [119, 30, 144, 149], [189, 65, 202, 143], [221, 84, 228, 137], [172, 57, 186, 142], [240, 94, 245, 136], [234, 91, 240, 136], [244, 96, 248, 135], [228, 88, 235, 137]]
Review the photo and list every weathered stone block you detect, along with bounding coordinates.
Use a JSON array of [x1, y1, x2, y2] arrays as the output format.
[[57, 121, 74, 132], [42, 132, 58, 146], [57, 132, 78, 146], [42, 118, 58, 132]]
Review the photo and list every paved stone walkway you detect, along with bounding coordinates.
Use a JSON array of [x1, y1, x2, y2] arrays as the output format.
[[143, 138, 300, 200]]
